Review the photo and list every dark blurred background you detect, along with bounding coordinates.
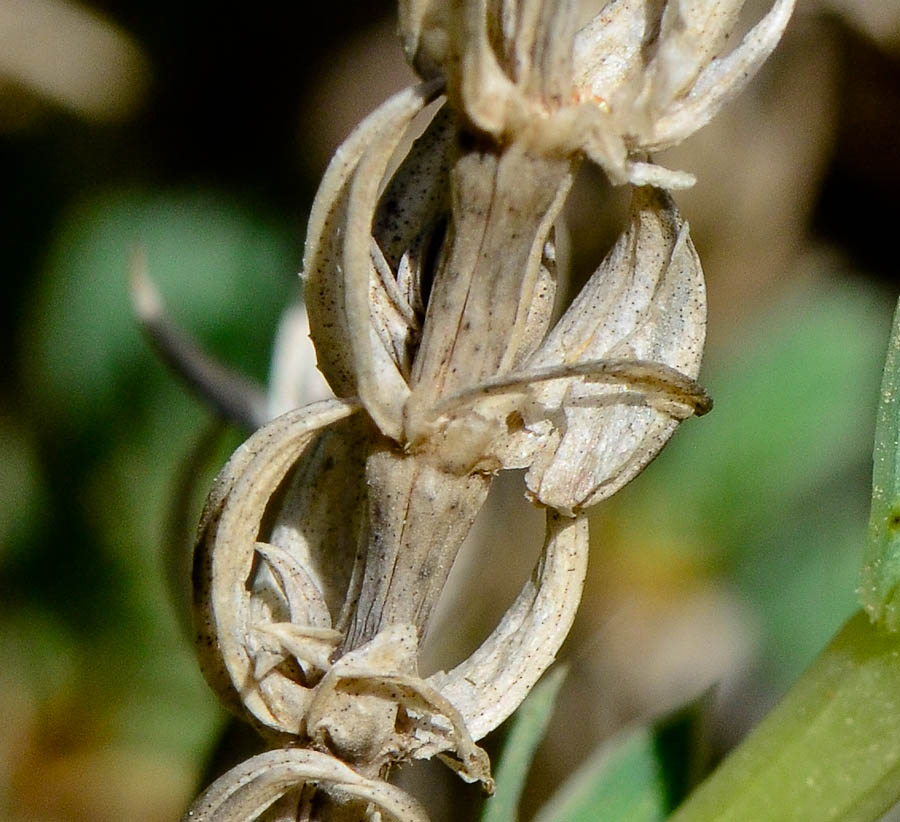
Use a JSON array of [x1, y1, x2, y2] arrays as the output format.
[[0, 1, 898, 819]]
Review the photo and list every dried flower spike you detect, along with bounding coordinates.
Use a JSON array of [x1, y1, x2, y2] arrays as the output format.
[[176, 1, 795, 819]]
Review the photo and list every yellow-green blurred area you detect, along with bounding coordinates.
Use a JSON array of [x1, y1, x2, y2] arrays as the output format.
[[0, 1, 898, 820]]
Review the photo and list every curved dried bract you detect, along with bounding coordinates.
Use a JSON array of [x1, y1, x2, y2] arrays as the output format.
[[641, 0, 797, 151], [303, 80, 442, 419], [435, 358, 710, 421], [427, 511, 588, 741], [304, 623, 493, 789], [573, 0, 798, 152], [520, 185, 707, 513], [373, 104, 456, 278], [192, 398, 362, 733], [264, 415, 371, 631], [250, 542, 340, 679], [181, 747, 429, 822], [571, 0, 651, 112], [342, 89, 449, 440]]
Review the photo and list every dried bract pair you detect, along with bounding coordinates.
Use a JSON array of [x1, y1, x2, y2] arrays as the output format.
[[177, 1, 795, 819]]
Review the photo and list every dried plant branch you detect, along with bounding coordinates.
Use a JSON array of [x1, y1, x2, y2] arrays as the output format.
[[130, 247, 268, 429]]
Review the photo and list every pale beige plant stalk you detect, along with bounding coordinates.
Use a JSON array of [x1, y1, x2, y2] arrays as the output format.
[[170, 1, 796, 819]]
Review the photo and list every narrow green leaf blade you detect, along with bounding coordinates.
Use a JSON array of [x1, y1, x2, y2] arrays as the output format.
[[481, 666, 567, 822], [670, 611, 900, 822], [533, 726, 666, 822], [861, 294, 900, 630], [533, 699, 703, 822]]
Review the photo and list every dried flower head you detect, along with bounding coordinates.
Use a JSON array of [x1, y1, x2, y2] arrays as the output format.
[[168, 1, 796, 819], [400, 0, 796, 187]]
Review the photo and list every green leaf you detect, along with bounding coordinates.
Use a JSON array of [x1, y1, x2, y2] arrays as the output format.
[[670, 611, 900, 822], [533, 700, 705, 822], [861, 293, 900, 630], [481, 666, 567, 822]]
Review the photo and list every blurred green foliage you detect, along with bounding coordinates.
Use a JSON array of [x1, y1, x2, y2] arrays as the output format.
[[2, 186, 296, 818]]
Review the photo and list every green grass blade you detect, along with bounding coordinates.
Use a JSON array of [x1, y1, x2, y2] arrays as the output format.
[[670, 611, 900, 822], [533, 699, 704, 822], [861, 294, 900, 630], [481, 666, 568, 822], [533, 726, 666, 822]]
